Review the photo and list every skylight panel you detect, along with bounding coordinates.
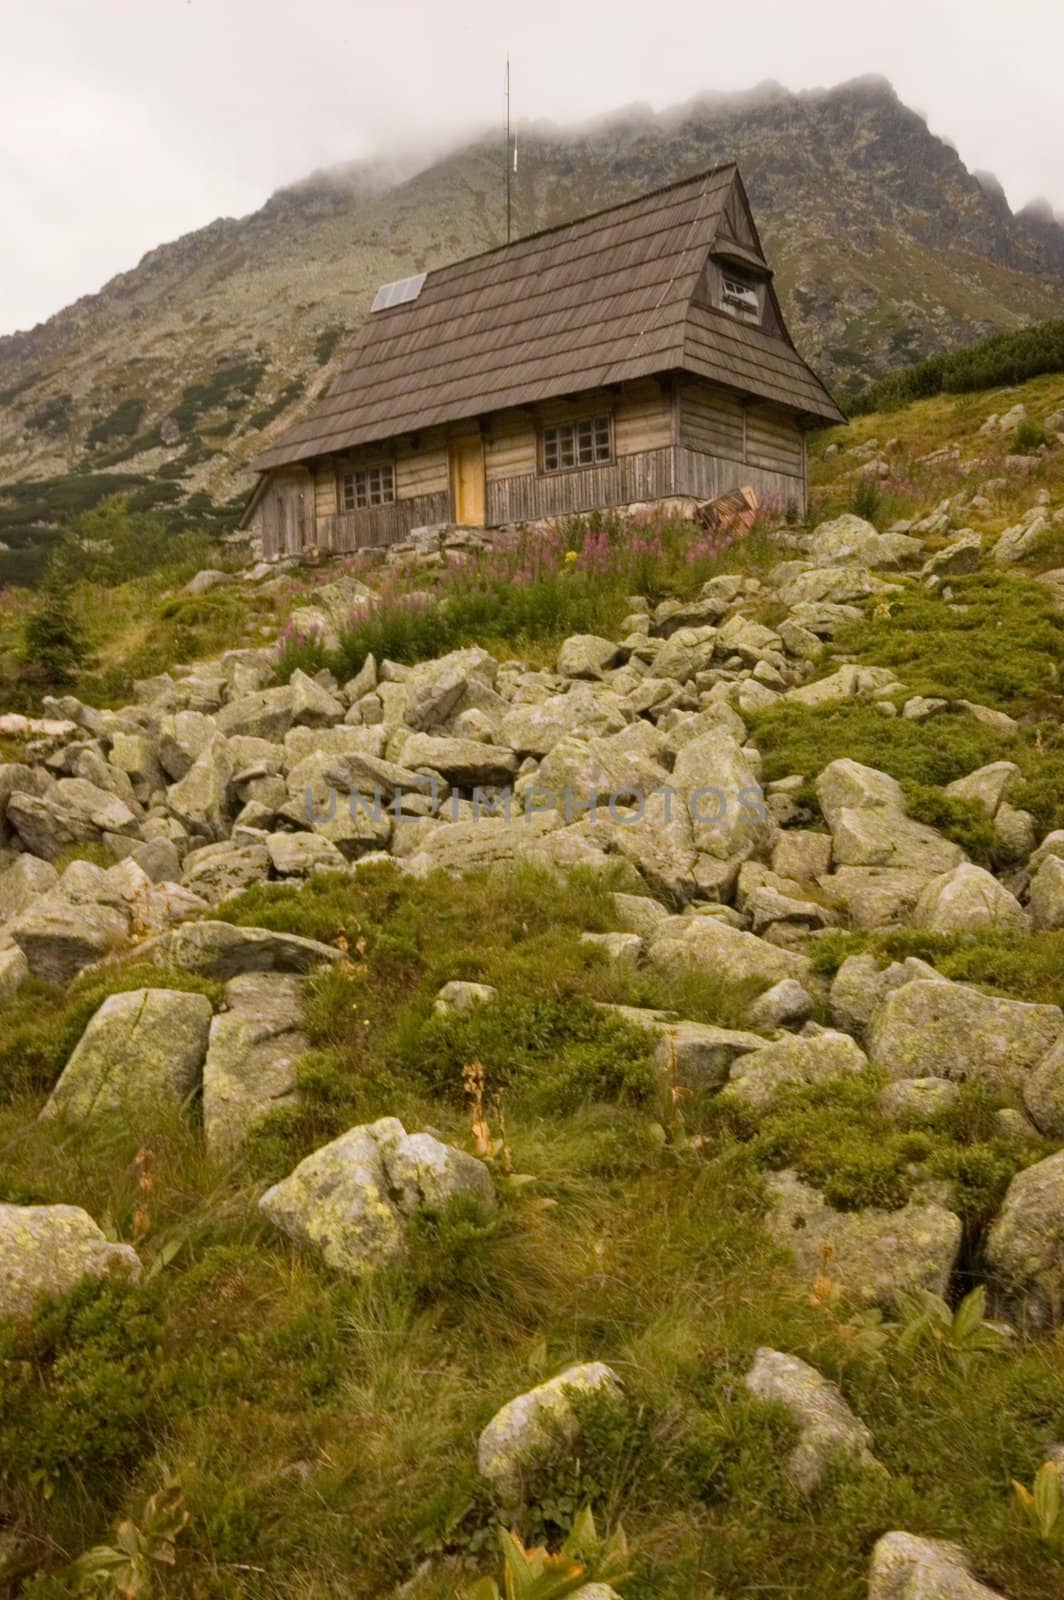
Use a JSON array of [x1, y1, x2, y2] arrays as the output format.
[[370, 272, 427, 312]]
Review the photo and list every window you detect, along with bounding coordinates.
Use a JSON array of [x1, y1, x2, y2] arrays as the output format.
[[720, 273, 761, 324], [341, 464, 395, 510], [541, 415, 612, 473]]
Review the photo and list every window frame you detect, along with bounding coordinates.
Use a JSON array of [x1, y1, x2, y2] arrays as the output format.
[[339, 462, 396, 511], [719, 271, 762, 325], [538, 413, 613, 475]]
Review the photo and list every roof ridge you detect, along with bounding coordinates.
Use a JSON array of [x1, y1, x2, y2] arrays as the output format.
[[400, 161, 740, 288]]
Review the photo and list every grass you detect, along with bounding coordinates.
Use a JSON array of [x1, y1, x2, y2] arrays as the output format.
[[836, 572, 1064, 717], [0, 862, 1061, 1599], [810, 925, 1064, 1011]]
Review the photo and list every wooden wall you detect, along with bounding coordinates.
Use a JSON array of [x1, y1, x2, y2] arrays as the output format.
[[677, 379, 804, 511], [483, 378, 673, 485], [253, 375, 806, 554]]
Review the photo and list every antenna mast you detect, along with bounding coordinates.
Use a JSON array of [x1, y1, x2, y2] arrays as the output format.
[[505, 55, 513, 244]]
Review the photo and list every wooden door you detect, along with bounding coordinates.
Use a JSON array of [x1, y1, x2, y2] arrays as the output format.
[[450, 436, 485, 526]]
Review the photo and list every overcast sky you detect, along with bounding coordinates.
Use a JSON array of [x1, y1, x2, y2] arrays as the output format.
[[3, 0, 1063, 337]]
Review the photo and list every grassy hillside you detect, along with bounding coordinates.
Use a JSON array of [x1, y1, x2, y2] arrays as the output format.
[[0, 373, 1063, 1598]]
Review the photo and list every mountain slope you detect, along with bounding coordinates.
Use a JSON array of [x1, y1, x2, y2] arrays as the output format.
[[2, 74, 1063, 583]]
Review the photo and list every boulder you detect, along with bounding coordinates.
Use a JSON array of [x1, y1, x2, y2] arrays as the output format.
[[1028, 853, 1064, 930], [477, 1363, 624, 1507], [911, 863, 1029, 934], [743, 1348, 879, 1491], [816, 767, 961, 880], [0, 1203, 141, 1321], [203, 974, 307, 1156], [868, 1533, 1005, 1600], [991, 513, 1050, 564], [288, 668, 344, 727], [721, 1031, 868, 1113], [181, 840, 270, 904], [7, 893, 130, 985], [943, 761, 1022, 818], [778, 567, 877, 608], [763, 1170, 962, 1308], [141, 920, 341, 980], [7, 782, 138, 860], [805, 514, 920, 569], [0, 945, 29, 1002], [0, 854, 59, 925], [405, 647, 500, 731], [821, 867, 938, 930], [158, 710, 216, 780], [771, 830, 833, 884], [829, 808, 963, 874], [868, 978, 1062, 1097], [816, 759, 904, 827], [215, 685, 297, 742], [745, 978, 815, 1030], [921, 533, 983, 579], [556, 634, 620, 679], [1023, 1032, 1064, 1137], [829, 952, 937, 1039], [612, 892, 670, 941], [266, 831, 348, 878], [108, 730, 165, 802], [400, 733, 517, 788], [784, 664, 903, 709], [648, 916, 811, 991], [985, 1148, 1064, 1332], [259, 1116, 494, 1274], [579, 931, 643, 966], [878, 1078, 961, 1126], [433, 980, 498, 1014], [42, 988, 212, 1124], [499, 687, 629, 757], [671, 732, 771, 862], [166, 737, 234, 843]]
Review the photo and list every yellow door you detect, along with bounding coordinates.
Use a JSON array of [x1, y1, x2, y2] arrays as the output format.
[[451, 436, 485, 525]]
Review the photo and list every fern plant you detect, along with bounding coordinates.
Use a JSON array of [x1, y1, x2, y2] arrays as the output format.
[[465, 1506, 630, 1599]]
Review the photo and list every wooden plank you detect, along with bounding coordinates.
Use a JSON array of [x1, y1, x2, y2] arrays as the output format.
[[316, 490, 450, 552], [485, 447, 677, 524]]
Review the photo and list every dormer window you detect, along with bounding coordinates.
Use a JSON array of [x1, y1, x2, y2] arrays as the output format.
[[721, 272, 761, 324]]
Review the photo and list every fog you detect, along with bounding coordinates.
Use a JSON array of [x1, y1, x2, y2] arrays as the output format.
[[3, 0, 1063, 335]]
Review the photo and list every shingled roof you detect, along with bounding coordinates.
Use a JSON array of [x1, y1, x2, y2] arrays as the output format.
[[252, 164, 842, 471]]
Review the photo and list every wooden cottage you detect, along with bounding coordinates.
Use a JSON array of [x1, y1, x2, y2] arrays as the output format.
[[242, 164, 843, 555]]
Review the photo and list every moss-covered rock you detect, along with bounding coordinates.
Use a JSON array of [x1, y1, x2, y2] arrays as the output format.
[[476, 1362, 623, 1507], [41, 986, 212, 1125], [985, 1148, 1064, 1332], [0, 1203, 141, 1321], [259, 1117, 494, 1275], [868, 977, 1063, 1096], [763, 1169, 962, 1309]]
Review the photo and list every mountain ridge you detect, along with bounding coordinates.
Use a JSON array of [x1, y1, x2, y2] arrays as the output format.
[[2, 74, 1063, 583]]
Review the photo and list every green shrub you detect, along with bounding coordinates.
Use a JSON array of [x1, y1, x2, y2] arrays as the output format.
[[1014, 419, 1048, 452], [849, 478, 881, 521], [902, 783, 996, 862], [86, 397, 146, 448], [17, 580, 90, 687], [848, 316, 1064, 413], [0, 1278, 163, 1496]]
